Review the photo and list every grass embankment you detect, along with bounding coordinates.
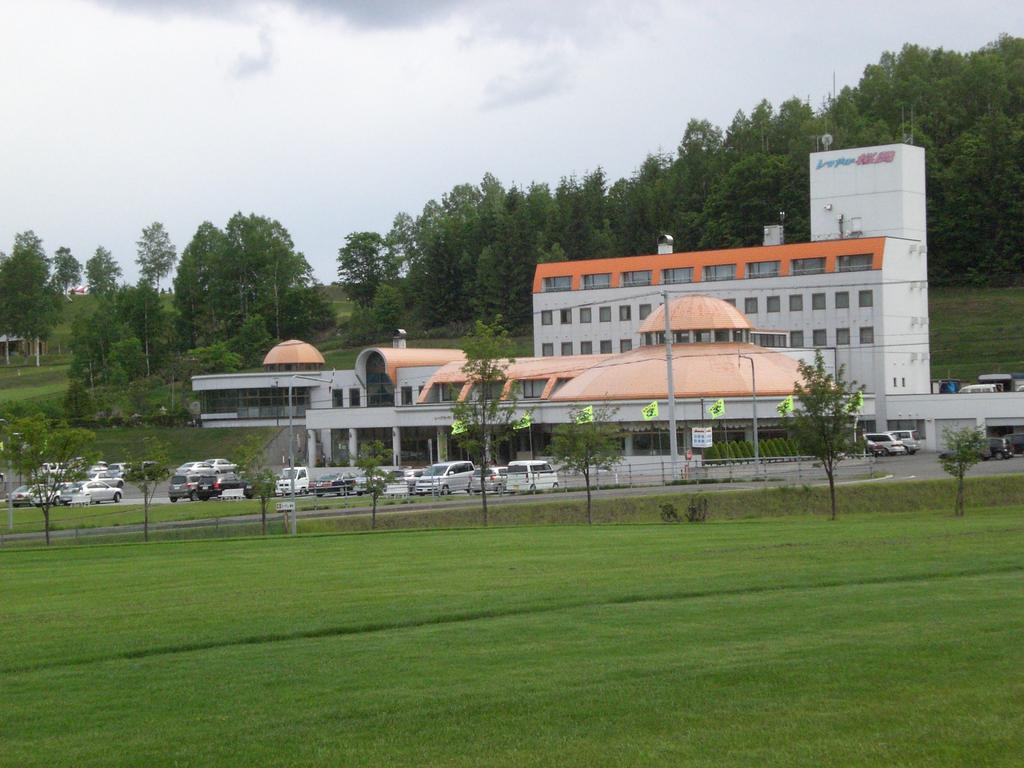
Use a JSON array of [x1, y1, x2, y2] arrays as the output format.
[[88, 425, 278, 465], [929, 286, 1024, 381], [2, 504, 1022, 766]]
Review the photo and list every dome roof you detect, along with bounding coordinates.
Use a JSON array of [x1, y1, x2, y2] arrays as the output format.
[[262, 339, 325, 367], [638, 295, 752, 334]]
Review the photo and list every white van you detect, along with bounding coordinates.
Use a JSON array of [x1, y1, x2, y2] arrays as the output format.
[[959, 384, 998, 394], [505, 460, 559, 493], [414, 461, 475, 495], [276, 466, 310, 496]]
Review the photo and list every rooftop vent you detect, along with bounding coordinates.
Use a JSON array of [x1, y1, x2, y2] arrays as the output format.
[[393, 329, 407, 349], [656, 234, 674, 255]]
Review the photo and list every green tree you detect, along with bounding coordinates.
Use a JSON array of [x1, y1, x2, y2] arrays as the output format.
[[0, 231, 59, 365], [451, 317, 520, 526], [337, 231, 397, 309], [0, 416, 95, 545], [238, 434, 277, 535], [938, 426, 986, 517], [135, 222, 177, 290], [548, 406, 622, 524], [125, 438, 172, 542], [791, 350, 862, 521], [370, 283, 403, 335], [85, 246, 122, 296], [232, 313, 275, 368], [356, 439, 391, 529], [108, 337, 147, 384], [63, 379, 93, 421], [50, 246, 82, 296], [187, 342, 243, 376]]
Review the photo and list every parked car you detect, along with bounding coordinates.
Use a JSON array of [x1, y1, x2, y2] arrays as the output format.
[[60, 480, 121, 504], [106, 462, 128, 477], [168, 473, 204, 502], [177, 461, 214, 474], [1005, 433, 1024, 455], [205, 458, 237, 474], [311, 472, 356, 497], [276, 466, 310, 496], [864, 433, 908, 456], [195, 473, 253, 501], [87, 463, 109, 474], [887, 430, 920, 455], [505, 460, 560, 492], [470, 466, 507, 494], [985, 437, 1012, 460], [88, 470, 125, 488], [10, 486, 37, 507], [413, 461, 475, 495], [399, 468, 425, 492]]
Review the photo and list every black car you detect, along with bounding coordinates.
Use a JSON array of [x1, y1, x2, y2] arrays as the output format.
[[195, 473, 253, 501], [985, 437, 1012, 460], [311, 472, 357, 497], [1005, 433, 1024, 455]]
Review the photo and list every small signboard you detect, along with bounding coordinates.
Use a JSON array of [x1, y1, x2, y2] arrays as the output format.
[[692, 427, 713, 448], [276, 501, 295, 513]]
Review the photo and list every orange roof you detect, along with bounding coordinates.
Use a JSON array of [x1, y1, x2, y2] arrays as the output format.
[[532, 238, 886, 292], [638, 295, 751, 334], [419, 355, 605, 404], [359, 347, 466, 386], [263, 339, 325, 367], [550, 343, 804, 402]]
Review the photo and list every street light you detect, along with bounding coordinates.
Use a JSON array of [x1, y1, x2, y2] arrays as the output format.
[[737, 354, 760, 472], [276, 373, 332, 535]]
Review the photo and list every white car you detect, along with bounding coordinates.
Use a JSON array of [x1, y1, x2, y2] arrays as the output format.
[[413, 461, 475, 495], [178, 462, 214, 474], [88, 470, 125, 488], [864, 433, 908, 456], [276, 467, 310, 496], [505, 460, 560, 492], [60, 480, 122, 505], [205, 458, 237, 473]]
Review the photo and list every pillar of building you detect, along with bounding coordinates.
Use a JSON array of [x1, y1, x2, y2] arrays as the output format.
[[320, 429, 332, 464], [348, 428, 357, 467], [392, 426, 402, 467], [307, 429, 317, 466], [623, 433, 634, 457]]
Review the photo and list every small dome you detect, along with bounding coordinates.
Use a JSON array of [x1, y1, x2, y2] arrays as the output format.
[[263, 339, 325, 371], [638, 295, 752, 334]]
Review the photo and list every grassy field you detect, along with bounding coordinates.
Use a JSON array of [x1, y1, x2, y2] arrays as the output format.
[[2, 502, 1022, 766], [929, 286, 1024, 381], [88, 425, 278, 465]]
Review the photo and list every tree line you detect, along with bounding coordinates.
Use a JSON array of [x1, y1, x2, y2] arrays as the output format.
[[337, 35, 1024, 341]]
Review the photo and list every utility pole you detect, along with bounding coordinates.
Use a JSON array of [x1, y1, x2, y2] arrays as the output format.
[[662, 290, 679, 480], [738, 354, 760, 472]]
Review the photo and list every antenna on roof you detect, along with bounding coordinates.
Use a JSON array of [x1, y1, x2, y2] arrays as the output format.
[[821, 133, 833, 150]]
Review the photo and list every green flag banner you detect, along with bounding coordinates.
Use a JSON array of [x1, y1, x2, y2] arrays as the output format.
[[451, 419, 467, 435], [848, 390, 864, 414], [641, 401, 658, 421], [575, 406, 594, 424], [776, 394, 794, 417], [513, 413, 532, 430], [709, 398, 725, 419]]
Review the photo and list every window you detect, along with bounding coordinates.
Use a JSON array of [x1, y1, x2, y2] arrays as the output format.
[[560, 308, 572, 324], [621, 270, 651, 287], [662, 267, 693, 285], [835, 291, 849, 309], [619, 305, 631, 321], [790, 331, 804, 347], [812, 293, 826, 310], [792, 257, 826, 275], [599, 306, 611, 322], [542, 343, 554, 357], [703, 263, 736, 282], [859, 289, 873, 308], [582, 273, 611, 289], [837, 328, 850, 345], [813, 329, 827, 347], [837, 254, 873, 272], [860, 326, 875, 344], [580, 341, 593, 354], [767, 296, 780, 313], [541, 310, 552, 326], [620, 339, 632, 352], [744, 297, 758, 314], [521, 380, 545, 399], [349, 388, 361, 407], [580, 307, 592, 323], [561, 342, 573, 356], [599, 340, 612, 354], [789, 294, 803, 312], [747, 260, 780, 279], [401, 386, 413, 405], [438, 385, 455, 402], [542, 275, 571, 292], [639, 304, 651, 320]]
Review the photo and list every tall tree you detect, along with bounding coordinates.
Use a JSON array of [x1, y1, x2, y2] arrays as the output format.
[[136, 222, 177, 290], [0, 231, 59, 365], [790, 350, 862, 521], [85, 246, 122, 296], [337, 232, 397, 308], [50, 246, 82, 296], [451, 317, 520, 526]]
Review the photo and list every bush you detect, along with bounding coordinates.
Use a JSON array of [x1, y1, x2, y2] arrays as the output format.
[[686, 496, 709, 523], [660, 503, 681, 523]]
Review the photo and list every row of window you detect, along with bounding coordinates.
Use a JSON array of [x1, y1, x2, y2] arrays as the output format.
[[542, 290, 874, 326], [541, 339, 633, 357], [541, 255, 874, 292], [791, 327, 875, 347]]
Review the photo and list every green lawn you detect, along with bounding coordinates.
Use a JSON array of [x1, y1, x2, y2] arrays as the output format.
[[2, 505, 1022, 766], [929, 286, 1024, 381], [89, 425, 278, 465]]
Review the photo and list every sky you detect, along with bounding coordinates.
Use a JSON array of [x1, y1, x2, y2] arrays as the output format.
[[0, 0, 1019, 284]]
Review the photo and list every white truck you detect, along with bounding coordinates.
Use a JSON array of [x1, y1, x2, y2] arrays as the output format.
[[276, 466, 310, 496]]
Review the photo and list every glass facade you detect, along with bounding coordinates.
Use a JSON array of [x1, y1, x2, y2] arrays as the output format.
[[200, 387, 310, 419]]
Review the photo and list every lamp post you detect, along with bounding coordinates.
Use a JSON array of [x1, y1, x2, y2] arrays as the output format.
[[277, 373, 333, 535], [738, 354, 760, 471], [662, 290, 679, 480]]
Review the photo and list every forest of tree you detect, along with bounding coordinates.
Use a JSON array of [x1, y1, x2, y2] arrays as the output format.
[[337, 35, 1024, 340]]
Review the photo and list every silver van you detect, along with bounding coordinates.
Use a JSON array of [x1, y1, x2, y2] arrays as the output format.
[[414, 461, 475, 495], [888, 430, 919, 454]]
